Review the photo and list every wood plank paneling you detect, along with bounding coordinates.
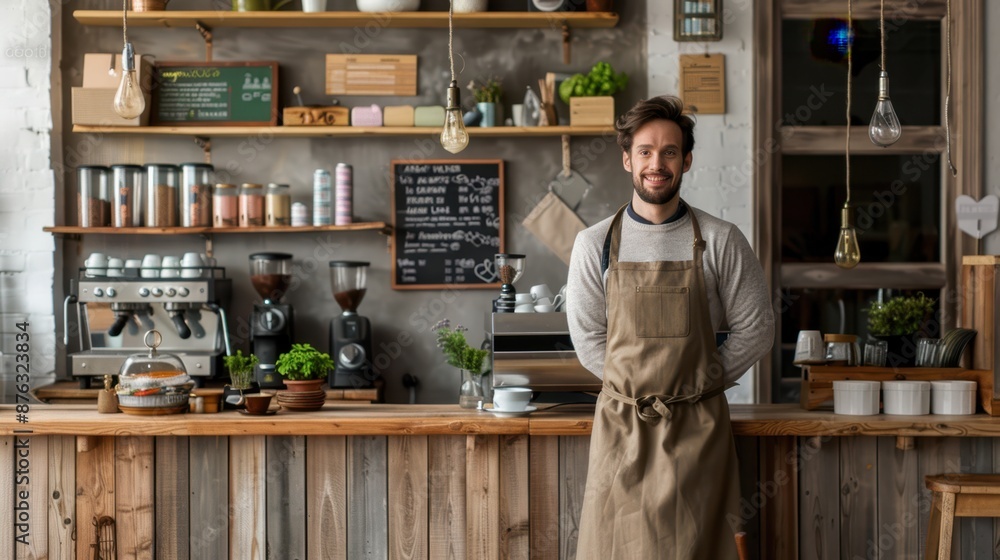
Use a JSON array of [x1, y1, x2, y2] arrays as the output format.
[[798, 436, 839, 560], [190, 436, 228, 560], [0, 438, 12, 556], [76, 436, 114, 560], [918, 438, 963, 559], [467, 435, 500, 560], [734, 436, 761, 559], [349, 435, 388, 560], [876, 436, 919, 559], [558, 436, 589, 560], [499, 434, 528, 560], [48, 436, 75, 560], [266, 436, 306, 560], [306, 436, 347, 560], [841, 436, 877, 559], [116, 436, 155, 560], [156, 436, 190, 560], [428, 435, 466, 560], [529, 436, 558, 560], [760, 437, 797, 560], [960, 438, 993, 559], [387, 435, 427, 560], [16, 435, 47, 560], [230, 435, 266, 560]]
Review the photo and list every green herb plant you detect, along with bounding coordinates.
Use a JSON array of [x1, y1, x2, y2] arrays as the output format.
[[558, 61, 629, 104], [223, 350, 258, 390], [467, 76, 503, 104], [275, 343, 335, 380], [866, 293, 936, 336], [434, 319, 489, 376]]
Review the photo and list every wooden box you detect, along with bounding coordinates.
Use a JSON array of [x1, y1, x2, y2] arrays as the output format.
[[962, 255, 1000, 401], [282, 105, 350, 126], [569, 96, 614, 127], [71, 87, 150, 126]]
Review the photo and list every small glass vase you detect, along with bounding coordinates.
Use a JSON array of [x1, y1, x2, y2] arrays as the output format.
[[459, 369, 485, 409]]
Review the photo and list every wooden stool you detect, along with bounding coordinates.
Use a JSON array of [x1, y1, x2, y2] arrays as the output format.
[[925, 474, 1000, 559]]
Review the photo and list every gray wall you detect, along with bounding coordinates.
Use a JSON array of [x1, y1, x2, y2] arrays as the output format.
[[56, 0, 648, 403]]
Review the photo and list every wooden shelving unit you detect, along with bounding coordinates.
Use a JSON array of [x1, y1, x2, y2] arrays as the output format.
[[73, 10, 619, 29], [43, 222, 391, 236], [71, 125, 614, 138]]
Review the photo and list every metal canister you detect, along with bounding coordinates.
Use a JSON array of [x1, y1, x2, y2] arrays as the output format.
[[313, 169, 331, 226], [291, 202, 308, 227], [78, 165, 110, 227], [144, 164, 180, 227], [335, 163, 353, 226], [110, 164, 143, 227], [180, 163, 214, 227]]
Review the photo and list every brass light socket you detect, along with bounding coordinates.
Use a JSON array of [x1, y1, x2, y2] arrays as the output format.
[[877, 71, 890, 101], [841, 204, 854, 228], [445, 80, 461, 111]]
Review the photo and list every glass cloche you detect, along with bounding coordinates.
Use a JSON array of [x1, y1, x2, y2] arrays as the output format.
[[116, 330, 194, 413]]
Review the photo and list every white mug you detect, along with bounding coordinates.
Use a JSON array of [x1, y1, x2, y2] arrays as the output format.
[[534, 304, 554, 313], [514, 293, 534, 305], [530, 284, 554, 302], [141, 254, 161, 278], [302, 0, 327, 11], [106, 257, 124, 278], [85, 252, 108, 277], [551, 294, 565, 309], [511, 103, 525, 127], [514, 303, 536, 313], [535, 296, 552, 307], [181, 252, 204, 278]]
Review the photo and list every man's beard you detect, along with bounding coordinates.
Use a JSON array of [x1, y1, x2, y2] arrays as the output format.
[[633, 171, 682, 206]]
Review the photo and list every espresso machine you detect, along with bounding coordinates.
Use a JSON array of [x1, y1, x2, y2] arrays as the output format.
[[328, 261, 374, 388], [66, 266, 232, 388], [249, 253, 294, 389]]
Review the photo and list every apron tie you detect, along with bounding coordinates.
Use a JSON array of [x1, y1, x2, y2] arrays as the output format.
[[602, 383, 735, 424]]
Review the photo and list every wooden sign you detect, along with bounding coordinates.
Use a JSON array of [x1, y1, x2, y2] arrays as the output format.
[[325, 54, 417, 96], [391, 160, 504, 290], [680, 54, 725, 114], [282, 105, 350, 126], [152, 61, 279, 126]]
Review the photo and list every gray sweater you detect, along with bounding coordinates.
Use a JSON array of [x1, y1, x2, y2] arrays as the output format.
[[567, 204, 774, 385]]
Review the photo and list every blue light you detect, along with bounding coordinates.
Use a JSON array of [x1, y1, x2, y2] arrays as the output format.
[[827, 21, 853, 56]]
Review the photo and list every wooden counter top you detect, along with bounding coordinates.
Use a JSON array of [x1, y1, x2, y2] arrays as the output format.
[[4, 403, 1000, 437]]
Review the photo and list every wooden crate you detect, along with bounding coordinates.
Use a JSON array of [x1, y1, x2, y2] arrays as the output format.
[[569, 96, 614, 127], [282, 105, 350, 126], [962, 255, 1000, 400], [800, 365, 998, 415]]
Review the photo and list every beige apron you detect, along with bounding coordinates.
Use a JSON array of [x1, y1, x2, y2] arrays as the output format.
[[576, 203, 741, 560]]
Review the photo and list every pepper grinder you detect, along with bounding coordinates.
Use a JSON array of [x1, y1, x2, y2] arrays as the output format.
[[97, 374, 120, 414], [494, 253, 525, 313]]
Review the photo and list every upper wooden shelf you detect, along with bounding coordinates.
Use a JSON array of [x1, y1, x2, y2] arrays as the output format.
[[43, 222, 390, 236], [73, 10, 619, 29], [72, 125, 614, 138]]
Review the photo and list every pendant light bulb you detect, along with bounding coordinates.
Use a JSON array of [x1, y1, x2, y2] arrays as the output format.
[[868, 71, 901, 147], [834, 204, 861, 269], [113, 43, 145, 120], [441, 80, 469, 154]]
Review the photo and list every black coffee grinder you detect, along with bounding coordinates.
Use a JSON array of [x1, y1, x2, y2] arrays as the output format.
[[328, 261, 374, 388], [249, 252, 294, 389]]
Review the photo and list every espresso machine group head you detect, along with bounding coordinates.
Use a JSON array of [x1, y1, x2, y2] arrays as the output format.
[[328, 261, 374, 388], [249, 252, 294, 389]]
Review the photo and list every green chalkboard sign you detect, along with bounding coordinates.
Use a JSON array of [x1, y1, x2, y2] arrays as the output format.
[[152, 61, 279, 126]]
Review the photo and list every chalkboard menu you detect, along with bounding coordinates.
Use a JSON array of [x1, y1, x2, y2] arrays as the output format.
[[152, 61, 279, 126], [391, 160, 505, 290]]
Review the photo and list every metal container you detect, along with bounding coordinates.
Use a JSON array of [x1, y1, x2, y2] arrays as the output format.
[[487, 313, 600, 392], [144, 164, 180, 227], [181, 163, 214, 227], [265, 183, 291, 226], [78, 166, 110, 227], [335, 163, 353, 226], [313, 169, 331, 226], [110, 164, 143, 227]]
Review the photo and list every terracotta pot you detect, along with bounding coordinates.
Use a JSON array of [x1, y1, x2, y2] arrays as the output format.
[[283, 379, 325, 392], [133, 0, 169, 11], [586, 0, 612, 11]]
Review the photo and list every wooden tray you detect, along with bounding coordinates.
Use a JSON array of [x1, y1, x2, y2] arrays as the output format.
[[800, 366, 998, 415], [118, 404, 189, 416]]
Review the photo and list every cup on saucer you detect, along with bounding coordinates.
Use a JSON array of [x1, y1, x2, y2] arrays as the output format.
[[493, 387, 533, 412], [515, 303, 536, 313], [84, 252, 108, 277], [515, 293, 534, 305], [106, 257, 124, 277], [534, 304, 554, 313], [530, 284, 554, 303]]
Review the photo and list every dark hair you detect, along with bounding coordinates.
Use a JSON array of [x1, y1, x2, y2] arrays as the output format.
[[615, 96, 696, 156]]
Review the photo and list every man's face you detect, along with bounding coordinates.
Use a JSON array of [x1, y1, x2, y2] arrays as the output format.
[[622, 119, 692, 206]]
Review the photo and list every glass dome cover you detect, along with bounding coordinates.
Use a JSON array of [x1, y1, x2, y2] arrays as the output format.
[[116, 330, 193, 408]]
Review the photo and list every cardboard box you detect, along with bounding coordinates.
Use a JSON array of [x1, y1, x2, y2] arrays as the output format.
[[82, 53, 153, 91], [71, 88, 150, 126], [383, 105, 415, 127], [569, 96, 614, 127]]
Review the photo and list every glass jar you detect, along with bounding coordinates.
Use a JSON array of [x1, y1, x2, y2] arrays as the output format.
[[78, 166, 110, 227], [213, 183, 239, 227], [239, 183, 265, 227], [824, 334, 860, 367], [144, 164, 180, 227], [265, 183, 291, 226], [181, 163, 214, 227], [116, 330, 194, 414], [110, 164, 143, 227]]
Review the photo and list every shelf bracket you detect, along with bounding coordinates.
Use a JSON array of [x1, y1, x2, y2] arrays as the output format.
[[194, 136, 212, 164], [195, 21, 213, 62], [561, 23, 571, 65], [561, 134, 571, 177]]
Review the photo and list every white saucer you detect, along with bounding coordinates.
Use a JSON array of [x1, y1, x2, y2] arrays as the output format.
[[489, 405, 537, 418]]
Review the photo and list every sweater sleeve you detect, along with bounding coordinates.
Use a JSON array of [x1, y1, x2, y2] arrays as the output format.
[[714, 224, 775, 385], [567, 230, 607, 379]]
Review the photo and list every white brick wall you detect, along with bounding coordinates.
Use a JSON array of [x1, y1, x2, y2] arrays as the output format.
[[0, 0, 55, 399]]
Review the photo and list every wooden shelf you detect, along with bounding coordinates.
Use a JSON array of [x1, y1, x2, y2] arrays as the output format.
[[73, 10, 619, 29], [43, 222, 390, 235], [72, 125, 614, 138]]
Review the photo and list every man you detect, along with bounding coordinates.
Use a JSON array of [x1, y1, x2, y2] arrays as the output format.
[[567, 96, 774, 559]]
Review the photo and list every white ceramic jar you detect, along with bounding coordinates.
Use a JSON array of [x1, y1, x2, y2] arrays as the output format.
[[882, 381, 931, 415], [930, 380, 977, 415], [454, 0, 488, 11], [356, 0, 420, 11], [833, 380, 881, 415]]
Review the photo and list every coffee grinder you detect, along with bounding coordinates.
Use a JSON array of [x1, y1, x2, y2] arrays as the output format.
[[249, 252, 294, 389], [328, 261, 374, 388]]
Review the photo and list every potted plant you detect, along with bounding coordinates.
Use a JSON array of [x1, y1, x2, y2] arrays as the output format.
[[275, 343, 334, 392], [559, 61, 628, 127], [434, 319, 490, 409], [468, 76, 503, 127], [222, 350, 259, 409], [865, 293, 936, 367]]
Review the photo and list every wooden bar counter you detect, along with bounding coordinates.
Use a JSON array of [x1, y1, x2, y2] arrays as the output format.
[[3, 403, 1000, 559]]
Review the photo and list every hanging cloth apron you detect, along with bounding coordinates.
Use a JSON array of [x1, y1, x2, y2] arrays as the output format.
[[576, 202, 741, 560]]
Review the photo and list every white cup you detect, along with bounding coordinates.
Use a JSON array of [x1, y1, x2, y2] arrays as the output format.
[[141, 254, 162, 278], [793, 330, 824, 364], [493, 387, 533, 411], [181, 252, 204, 278], [551, 294, 565, 309], [511, 104, 525, 127], [302, 0, 327, 11], [530, 284, 554, 302], [124, 259, 142, 278], [515, 303, 536, 313], [85, 252, 108, 277], [534, 303, 554, 313], [106, 257, 124, 277], [535, 296, 552, 306], [514, 293, 534, 305]]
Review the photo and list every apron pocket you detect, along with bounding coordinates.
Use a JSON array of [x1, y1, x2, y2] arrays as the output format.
[[635, 286, 690, 338]]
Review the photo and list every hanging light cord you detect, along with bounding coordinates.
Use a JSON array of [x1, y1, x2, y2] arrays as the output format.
[[945, 0, 957, 176], [879, 0, 885, 71], [122, 0, 128, 46], [845, 0, 853, 205], [448, 1, 455, 83]]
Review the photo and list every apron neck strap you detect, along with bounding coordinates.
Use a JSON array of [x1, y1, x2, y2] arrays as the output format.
[[608, 200, 703, 267]]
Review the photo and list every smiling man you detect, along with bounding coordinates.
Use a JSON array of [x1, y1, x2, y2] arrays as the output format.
[[567, 96, 774, 559]]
